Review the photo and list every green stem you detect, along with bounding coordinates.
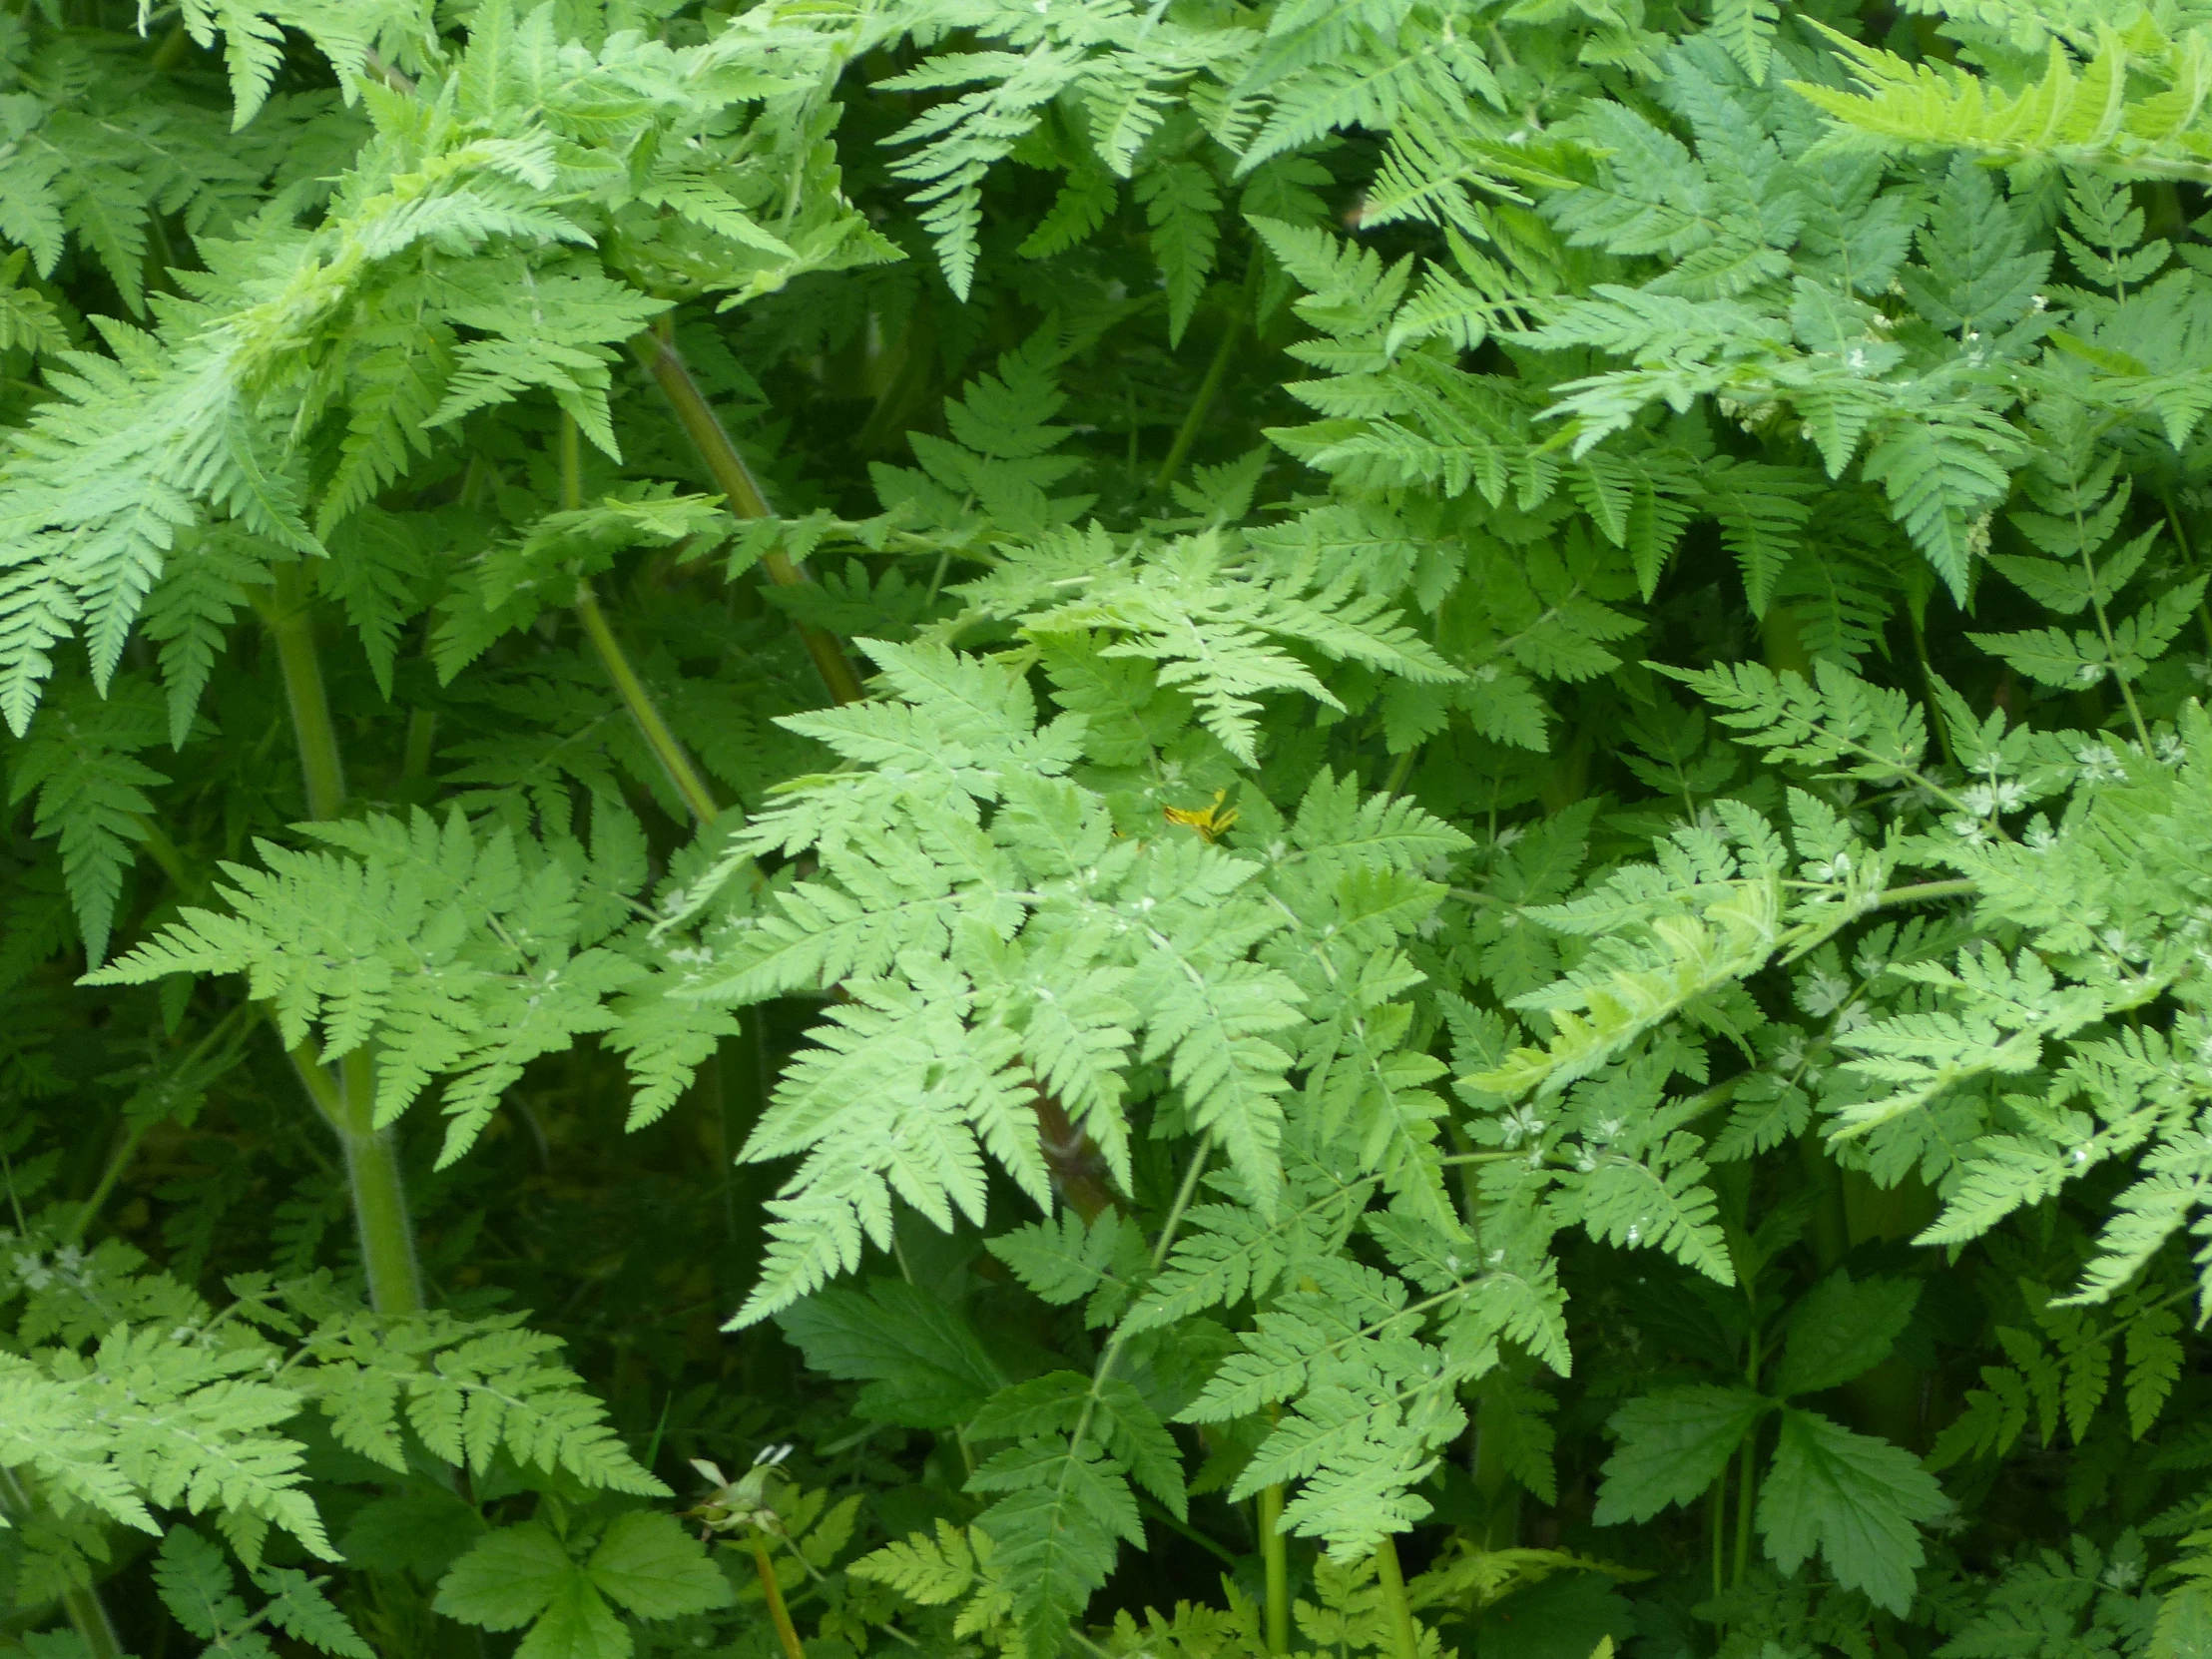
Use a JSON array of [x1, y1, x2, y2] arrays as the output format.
[[573, 582, 719, 824], [67, 1121, 146, 1246], [1372, 1534, 1421, 1659], [1026, 1139, 1214, 1648], [0, 1467, 122, 1659], [128, 813, 192, 890], [1470, 1387, 1522, 1549], [1870, 877, 1976, 908], [263, 564, 345, 821], [338, 1049, 422, 1316], [400, 707, 438, 793], [1707, 1474, 1725, 1600], [1733, 1329, 1760, 1587], [2074, 497, 2155, 751], [1732, 1424, 1758, 1587], [281, 1040, 422, 1316], [147, 20, 190, 70], [1259, 1481, 1291, 1654], [1143, 1495, 1238, 1566], [1907, 607, 1956, 769], [562, 411, 721, 826], [1382, 742, 1420, 799], [748, 1540, 808, 1659], [261, 577, 424, 1317], [1154, 305, 1246, 497], [633, 331, 866, 707]]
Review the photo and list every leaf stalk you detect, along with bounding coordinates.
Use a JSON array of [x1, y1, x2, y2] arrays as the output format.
[[633, 330, 866, 707], [1259, 1480, 1290, 1653], [260, 570, 424, 1316], [749, 1538, 809, 1659], [1371, 1533, 1421, 1659], [560, 412, 722, 826]]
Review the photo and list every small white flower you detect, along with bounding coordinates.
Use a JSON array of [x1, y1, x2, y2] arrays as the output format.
[[2075, 742, 2125, 784], [1801, 969, 1852, 1017], [1499, 1105, 1547, 1150]]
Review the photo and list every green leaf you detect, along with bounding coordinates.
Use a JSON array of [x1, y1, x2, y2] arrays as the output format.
[[252, 1566, 375, 1657], [434, 1524, 575, 1631], [516, 1573, 630, 1659], [586, 1512, 733, 1619], [1768, 1272, 1920, 1398], [338, 1489, 488, 1580], [1757, 1406, 1946, 1615], [777, 1280, 1008, 1429], [1593, 1386, 1770, 1525]]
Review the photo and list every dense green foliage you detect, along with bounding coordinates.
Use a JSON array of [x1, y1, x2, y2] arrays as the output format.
[[14, 0, 2212, 1653]]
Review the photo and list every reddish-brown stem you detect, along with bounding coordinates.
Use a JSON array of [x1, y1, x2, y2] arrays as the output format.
[[1030, 1088, 1116, 1220]]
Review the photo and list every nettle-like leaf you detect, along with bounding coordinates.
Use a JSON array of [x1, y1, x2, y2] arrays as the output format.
[[434, 1512, 730, 1657], [1596, 1270, 1940, 1612]]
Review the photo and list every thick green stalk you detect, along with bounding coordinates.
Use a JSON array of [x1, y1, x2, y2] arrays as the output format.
[[1371, 1534, 1421, 1659], [1471, 1388, 1522, 1549], [1259, 1481, 1291, 1654], [265, 564, 346, 821], [748, 1540, 808, 1659], [283, 1041, 423, 1317], [1905, 608, 1956, 769], [632, 331, 866, 707], [563, 410, 721, 825], [262, 573, 425, 1317]]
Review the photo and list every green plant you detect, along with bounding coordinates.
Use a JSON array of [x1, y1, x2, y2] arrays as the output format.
[[15, 0, 2212, 1655]]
